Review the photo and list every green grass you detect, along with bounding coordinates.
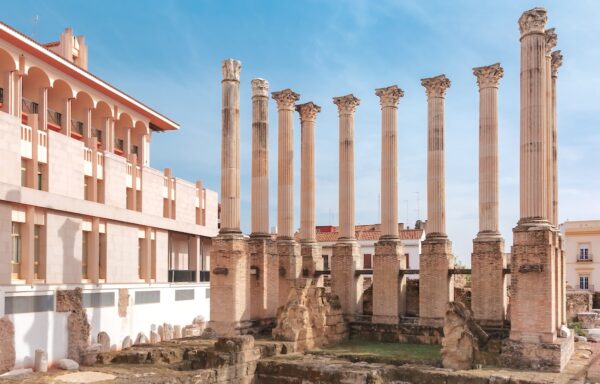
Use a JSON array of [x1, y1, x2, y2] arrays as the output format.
[[310, 340, 441, 364]]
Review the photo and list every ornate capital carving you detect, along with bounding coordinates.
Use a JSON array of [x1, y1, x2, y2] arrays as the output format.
[[551, 50, 563, 77], [333, 94, 360, 115], [375, 85, 404, 108], [473, 63, 504, 89], [545, 28, 557, 55], [518, 8, 547, 37], [296, 102, 321, 121], [222, 59, 241, 81], [421, 75, 451, 98], [271, 89, 300, 110], [251, 78, 269, 97]]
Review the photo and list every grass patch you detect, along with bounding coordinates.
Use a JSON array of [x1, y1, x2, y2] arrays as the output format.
[[310, 340, 441, 364]]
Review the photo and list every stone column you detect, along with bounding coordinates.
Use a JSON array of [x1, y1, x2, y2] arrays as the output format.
[[471, 64, 507, 326], [373, 85, 407, 324], [297, 102, 323, 280], [508, 10, 572, 369], [249, 78, 278, 322], [419, 75, 455, 326], [545, 29, 557, 225], [210, 59, 250, 336], [331, 94, 361, 317], [272, 88, 301, 308], [552, 51, 565, 327]]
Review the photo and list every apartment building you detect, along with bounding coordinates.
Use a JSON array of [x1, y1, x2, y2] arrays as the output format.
[[0, 25, 218, 367], [562, 220, 600, 292]]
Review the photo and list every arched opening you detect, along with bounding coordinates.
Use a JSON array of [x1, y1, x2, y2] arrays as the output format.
[[47, 79, 73, 133], [0, 48, 17, 114], [22, 66, 50, 127], [71, 91, 94, 141], [91, 100, 112, 150], [114, 112, 133, 157]]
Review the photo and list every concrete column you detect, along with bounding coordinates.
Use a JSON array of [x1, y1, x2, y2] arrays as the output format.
[[421, 75, 450, 237], [220, 59, 242, 233], [141, 227, 152, 283], [331, 94, 361, 317], [84, 108, 92, 141], [373, 85, 406, 324], [297, 102, 323, 279], [419, 75, 455, 326], [272, 88, 300, 239], [89, 137, 99, 202], [251, 78, 270, 236], [210, 59, 251, 336], [545, 29, 557, 225], [189, 235, 200, 282], [64, 98, 72, 136], [125, 127, 131, 157], [129, 153, 138, 211], [20, 206, 35, 284], [272, 88, 301, 307], [38, 87, 48, 133], [471, 64, 507, 326]]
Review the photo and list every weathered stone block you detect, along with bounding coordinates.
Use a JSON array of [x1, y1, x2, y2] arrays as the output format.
[[331, 241, 361, 317], [471, 237, 507, 326], [419, 236, 455, 326], [249, 236, 279, 320], [277, 240, 301, 309], [373, 238, 406, 324], [0, 317, 15, 374]]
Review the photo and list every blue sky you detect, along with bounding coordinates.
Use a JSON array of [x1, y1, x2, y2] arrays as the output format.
[[4, 1, 600, 264]]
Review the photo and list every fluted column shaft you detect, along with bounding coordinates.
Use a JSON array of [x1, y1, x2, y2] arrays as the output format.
[[551, 51, 562, 226], [272, 89, 300, 240], [220, 59, 242, 233], [333, 95, 360, 240], [251, 79, 269, 235], [519, 16, 548, 222], [376, 86, 404, 238], [545, 29, 557, 224], [421, 76, 451, 237], [473, 64, 503, 235], [297, 102, 321, 242]]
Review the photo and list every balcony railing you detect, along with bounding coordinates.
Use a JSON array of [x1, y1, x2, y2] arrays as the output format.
[[22, 97, 39, 114], [47, 108, 62, 132], [71, 119, 84, 138], [168, 269, 196, 283], [577, 254, 593, 262]]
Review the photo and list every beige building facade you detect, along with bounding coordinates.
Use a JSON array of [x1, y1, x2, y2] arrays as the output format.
[[0, 25, 218, 367], [562, 220, 600, 291]]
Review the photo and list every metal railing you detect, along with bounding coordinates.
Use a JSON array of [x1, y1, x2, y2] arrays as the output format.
[[71, 120, 84, 135], [577, 254, 593, 262], [115, 138, 124, 151], [22, 98, 38, 114], [47, 108, 62, 127]]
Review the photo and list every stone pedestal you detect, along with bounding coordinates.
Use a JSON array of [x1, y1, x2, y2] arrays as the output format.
[[301, 241, 323, 285], [249, 235, 278, 321], [209, 234, 251, 336], [419, 236, 455, 326], [331, 241, 361, 318], [372, 239, 406, 324], [277, 240, 301, 309], [471, 236, 507, 326]]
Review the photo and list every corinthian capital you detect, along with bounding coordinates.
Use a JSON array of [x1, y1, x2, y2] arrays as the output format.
[[421, 75, 451, 98], [518, 8, 547, 37], [375, 85, 404, 108], [272, 89, 300, 110], [251, 78, 269, 98], [551, 50, 563, 77], [545, 28, 557, 55], [333, 94, 360, 115], [473, 63, 504, 89], [222, 59, 241, 81], [296, 102, 321, 122]]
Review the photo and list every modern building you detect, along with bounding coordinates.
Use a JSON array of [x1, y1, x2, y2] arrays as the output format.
[[0, 25, 218, 367], [316, 223, 425, 275], [562, 220, 600, 292]]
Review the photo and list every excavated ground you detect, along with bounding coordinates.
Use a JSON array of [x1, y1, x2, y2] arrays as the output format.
[[0, 337, 596, 384]]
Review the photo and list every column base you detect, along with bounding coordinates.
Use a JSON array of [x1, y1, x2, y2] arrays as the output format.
[[209, 233, 250, 336], [300, 241, 323, 285], [419, 236, 454, 326], [331, 240, 361, 318], [372, 238, 406, 324], [249, 235, 279, 320], [471, 236, 507, 326], [500, 332, 574, 372], [277, 239, 301, 309], [510, 224, 561, 344]]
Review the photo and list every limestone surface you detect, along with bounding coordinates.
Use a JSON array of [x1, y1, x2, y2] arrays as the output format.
[[0, 317, 15, 373], [441, 301, 488, 370]]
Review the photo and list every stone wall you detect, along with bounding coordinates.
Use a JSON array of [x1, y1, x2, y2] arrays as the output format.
[[349, 320, 443, 344], [56, 288, 91, 363], [0, 317, 15, 373], [566, 290, 592, 322]]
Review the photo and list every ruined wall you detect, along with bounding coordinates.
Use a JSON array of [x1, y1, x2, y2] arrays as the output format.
[[566, 290, 592, 322], [0, 317, 15, 373]]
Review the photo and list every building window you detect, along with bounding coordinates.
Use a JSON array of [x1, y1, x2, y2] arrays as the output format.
[[138, 238, 144, 279], [579, 244, 590, 261], [82, 231, 89, 279], [11, 223, 21, 279], [323, 254, 329, 270], [405, 253, 410, 269], [21, 159, 27, 187], [580, 275, 589, 290], [363, 253, 372, 269]]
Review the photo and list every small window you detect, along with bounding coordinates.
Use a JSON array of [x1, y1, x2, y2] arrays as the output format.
[[11, 223, 21, 279], [579, 245, 590, 261], [580, 275, 589, 290], [405, 253, 410, 269], [82, 231, 89, 279], [363, 253, 372, 269], [21, 159, 27, 187], [323, 254, 329, 271]]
